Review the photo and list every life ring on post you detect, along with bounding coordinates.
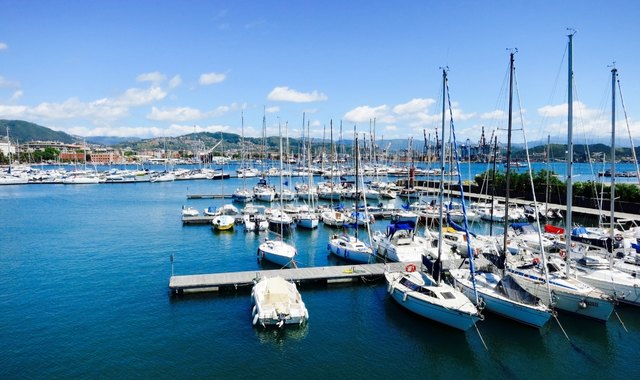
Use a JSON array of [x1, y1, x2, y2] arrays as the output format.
[[615, 234, 623, 242], [559, 249, 567, 259], [405, 264, 417, 273], [532, 257, 541, 265]]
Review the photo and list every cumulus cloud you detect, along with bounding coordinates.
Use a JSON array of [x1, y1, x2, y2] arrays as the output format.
[[110, 86, 167, 107], [481, 110, 507, 120], [136, 72, 166, 84], [265, 106, 279, 113], [0, 42, 7, 50], [199, 72, 226, 85], [147, 103, 242, 122], [0, 104, 27, 118], [538, 101, 598, 119], [344, 105, 389, 123], [267, 86, 328, 103], [393, 98, 435, 114], [147, 106, 204, 122]]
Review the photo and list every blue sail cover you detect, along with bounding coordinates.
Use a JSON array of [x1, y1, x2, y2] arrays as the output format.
[[386, 220, 415, 237]]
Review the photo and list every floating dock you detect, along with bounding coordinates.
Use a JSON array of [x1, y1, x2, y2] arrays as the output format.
[[168, 262, 415, 295]]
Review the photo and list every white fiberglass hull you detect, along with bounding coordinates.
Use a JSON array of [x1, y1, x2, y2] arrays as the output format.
[[257, 240, 297, 267], [385, 271, 481, 331], [507, 267, 614, 321], [450, 269, 552, 328]]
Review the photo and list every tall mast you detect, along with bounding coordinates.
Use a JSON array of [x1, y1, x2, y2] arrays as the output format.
[[436, 67, 447, 284], [609, 66, 617, 254], [502, 52, 515, 258], [565, 32, 575, 277]]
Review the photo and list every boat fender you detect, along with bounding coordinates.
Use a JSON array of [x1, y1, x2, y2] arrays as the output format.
[[257, 249, 260, 256], [387, 284, 394, 294], [559, 249, 567, 259], [252, 313, 259, 326], [405, 264, 417, 272], [252, 305, 257, 316], [402, 292, 408, 302], [579, 300, 587, 309]]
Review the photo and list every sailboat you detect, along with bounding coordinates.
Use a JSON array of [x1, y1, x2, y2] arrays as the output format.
[[320, 120, 348, 227], [328, 134, 374, 264], [561, 66, 640, 307], [450, 53, 553, 328], [258, 121, 297, 268], [384, 68, 483, 331], [233, 112, 255, 203], [505, 33, 615, 321], [296, 114, 320, 229]]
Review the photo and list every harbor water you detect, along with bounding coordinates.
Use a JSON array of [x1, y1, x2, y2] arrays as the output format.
[[1, 171, 639, 379]]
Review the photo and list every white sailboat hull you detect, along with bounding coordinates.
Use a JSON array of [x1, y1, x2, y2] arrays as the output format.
[[507, 267, 615, 321], [385, 271, 481, 331], [257, 240, 296, 267], [450, 269, 552, 328]]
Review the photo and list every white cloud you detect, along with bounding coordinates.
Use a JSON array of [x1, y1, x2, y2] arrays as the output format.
[[0, 104, 27, 118], [265, 106, 279, 113], [136, 72, 166, 84], [168, 75, 182, 89], [344, 105, 389, 123], [199, 72, 226, 85], [146, 103, 242, 122], [538, 101, 597, 119], [147, 106, 204, 122], [0, 42, 7, 50], [393, 98, 435, 114], [111, 86, 167, 107], [267, 86, 328, 103], [480, 110, 507, 120], [9, 90, 23, 102]]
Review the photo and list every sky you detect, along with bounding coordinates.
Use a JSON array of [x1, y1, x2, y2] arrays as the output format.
[[1, 0, 639, 147]]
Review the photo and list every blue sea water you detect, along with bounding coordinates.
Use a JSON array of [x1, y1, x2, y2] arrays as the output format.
[[1, 168, 639, 379]]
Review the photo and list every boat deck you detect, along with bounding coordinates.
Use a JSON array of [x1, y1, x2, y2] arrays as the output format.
[[169, 261, 416, 294]]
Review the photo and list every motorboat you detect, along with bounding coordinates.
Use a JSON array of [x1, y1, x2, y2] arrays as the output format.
[[251, 276, 309, 328], [181, 206, 199, 217]]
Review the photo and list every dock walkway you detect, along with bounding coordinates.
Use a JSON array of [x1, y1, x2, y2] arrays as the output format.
[[169, 262, 413, 294]]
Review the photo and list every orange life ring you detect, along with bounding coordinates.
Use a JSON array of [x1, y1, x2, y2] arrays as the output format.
[[532, 257, 541, 265], [405, 264, 417, 272]]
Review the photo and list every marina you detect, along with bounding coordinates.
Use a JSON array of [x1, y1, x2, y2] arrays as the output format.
[[2, 170, 640, 380]]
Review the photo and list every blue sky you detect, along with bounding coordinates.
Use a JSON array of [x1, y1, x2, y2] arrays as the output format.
[[1, 0, 639, 146]]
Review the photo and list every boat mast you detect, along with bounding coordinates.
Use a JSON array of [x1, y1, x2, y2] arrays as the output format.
[[354, 130, 360, 240], [436, 67, 447, 284], [502, 52, 515, 258], [565, 31, 575, 277], [609, 65, 617, 260]]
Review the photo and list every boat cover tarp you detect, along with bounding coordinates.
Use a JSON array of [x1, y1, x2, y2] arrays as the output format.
[[387, 220, 416, 237], [446, 214, 477, 238], [500, 275, 540, 305]]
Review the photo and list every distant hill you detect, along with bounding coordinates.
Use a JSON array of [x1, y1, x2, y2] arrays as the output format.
[[0, 120, 78, 144]]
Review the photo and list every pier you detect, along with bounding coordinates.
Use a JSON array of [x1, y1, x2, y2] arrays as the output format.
[[168, 262, 415, 295]]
